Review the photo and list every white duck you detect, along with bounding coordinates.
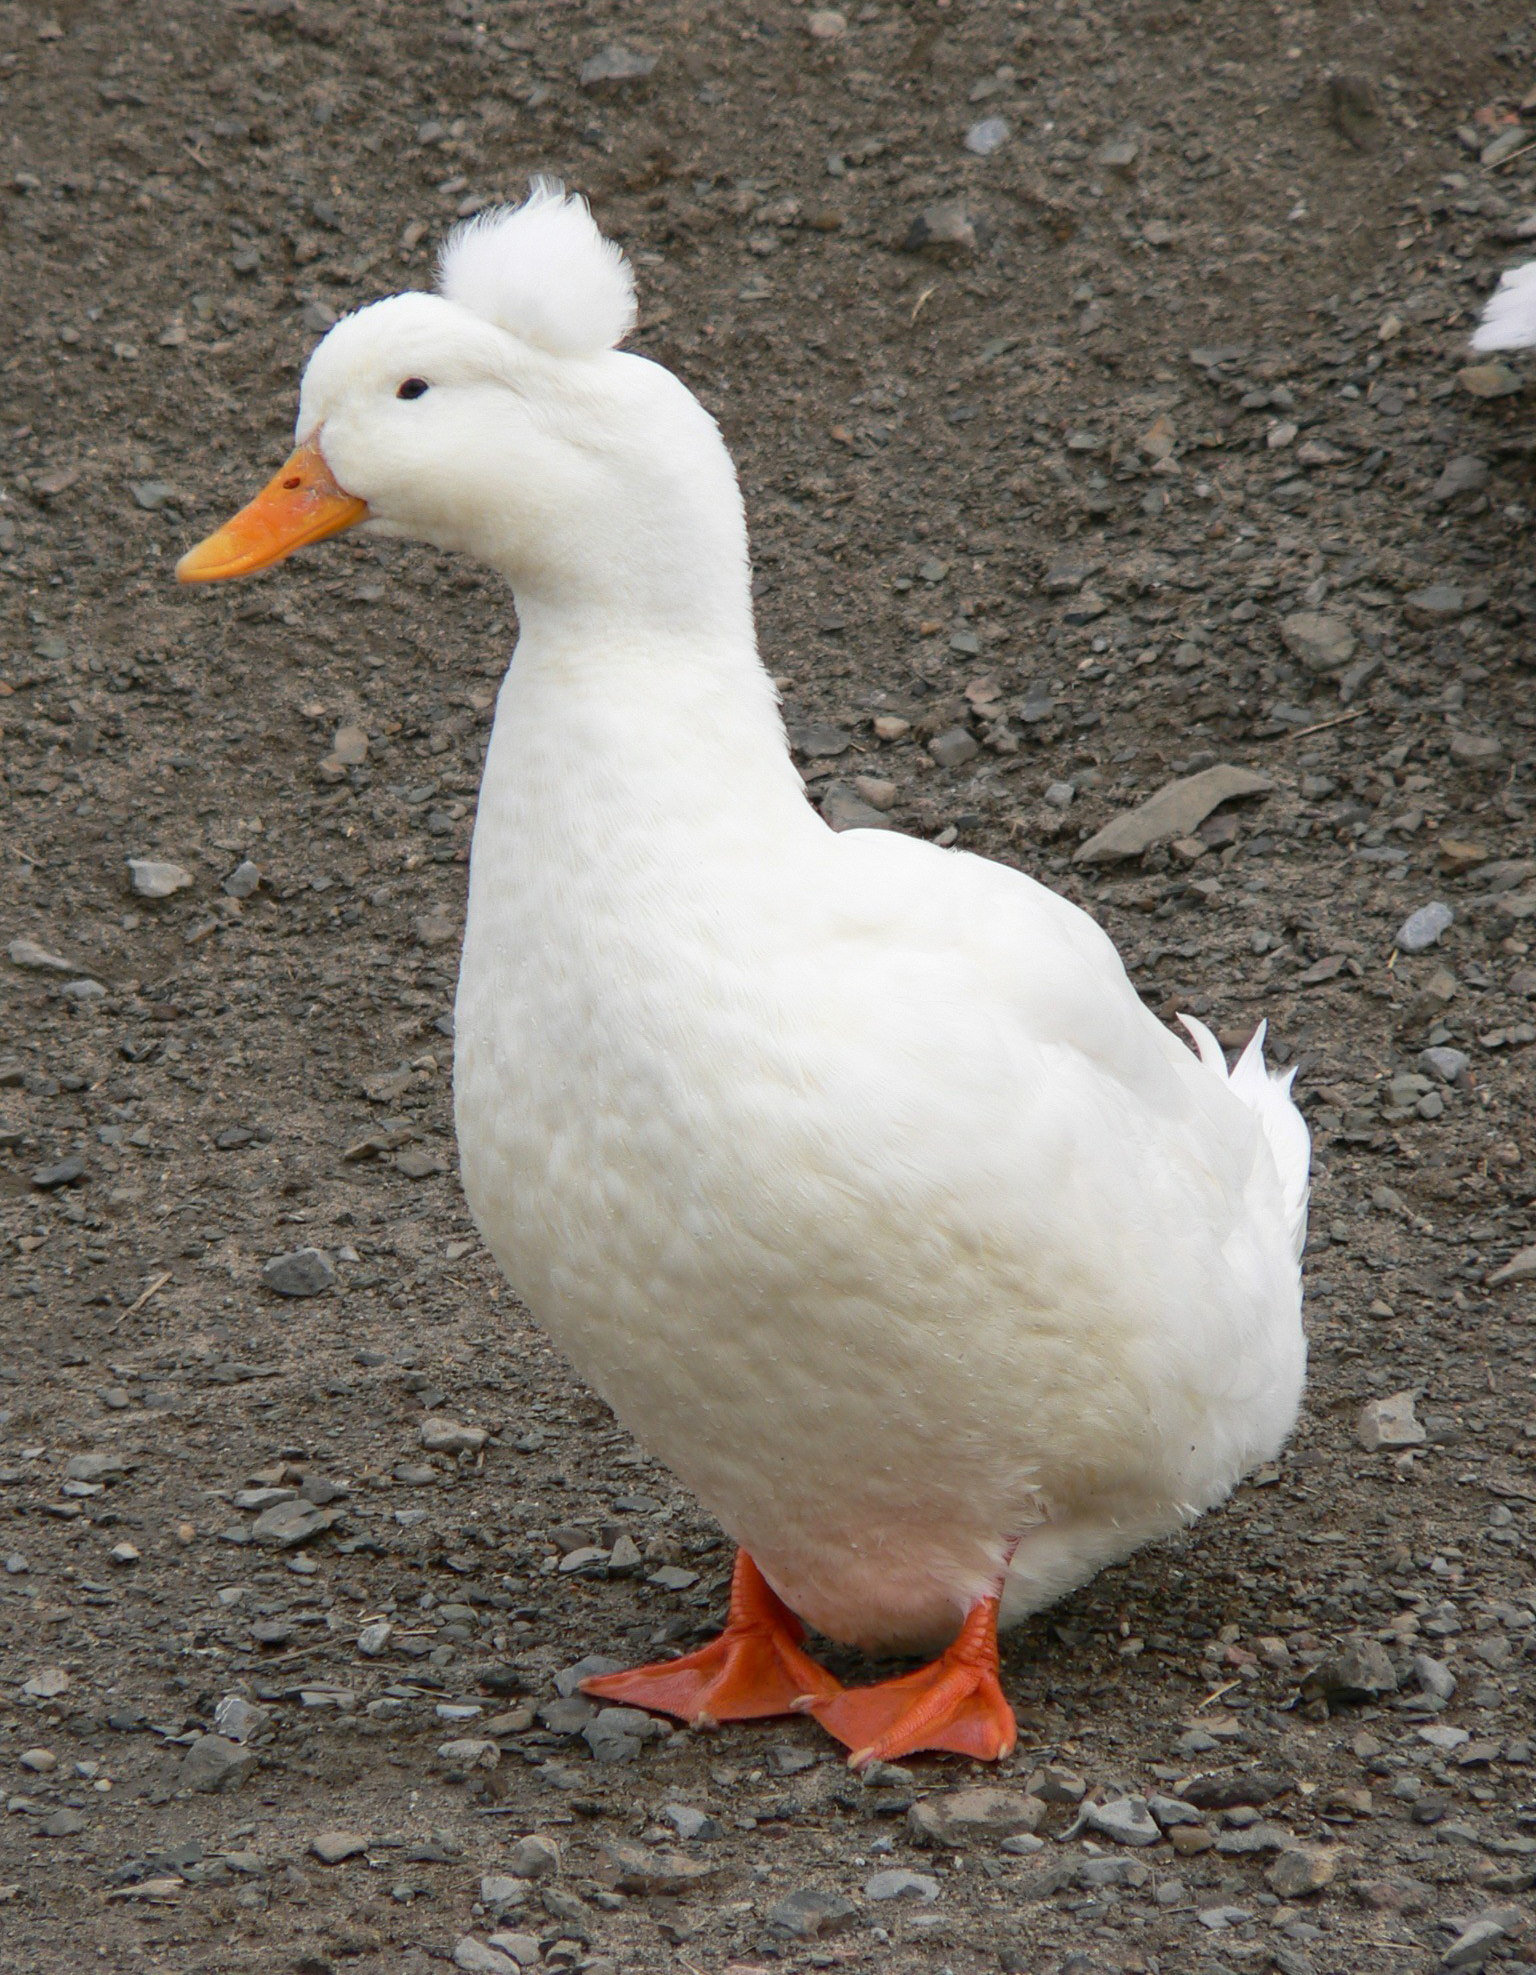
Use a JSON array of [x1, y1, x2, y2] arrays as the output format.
[[1472, 260, 1536, 352], [179, 183, 1309, 1766]]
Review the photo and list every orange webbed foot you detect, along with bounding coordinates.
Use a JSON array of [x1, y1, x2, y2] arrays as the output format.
[[580, 1550, 842, 1726], [811, 1594, 1016, 1767]]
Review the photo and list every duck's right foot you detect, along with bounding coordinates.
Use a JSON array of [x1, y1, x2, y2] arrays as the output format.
[[811, 1592, 1017, 1767], [581, 1550, 842, 1725]]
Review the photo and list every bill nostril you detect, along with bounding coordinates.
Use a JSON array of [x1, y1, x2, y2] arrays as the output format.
[[282, 476, 302, 490]]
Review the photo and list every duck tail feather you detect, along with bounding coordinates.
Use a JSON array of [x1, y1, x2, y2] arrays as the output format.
[[1179, 1014, 1311, 1262], [1175, 1010, 1226, 1073]]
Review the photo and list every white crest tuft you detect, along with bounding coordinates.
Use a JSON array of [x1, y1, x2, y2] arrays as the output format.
[[436, 178, 636, 358], [1471, 258, 1536, 352]]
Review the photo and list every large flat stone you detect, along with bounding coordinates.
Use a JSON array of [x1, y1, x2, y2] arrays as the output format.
[[1075, 764, 1272, 865]]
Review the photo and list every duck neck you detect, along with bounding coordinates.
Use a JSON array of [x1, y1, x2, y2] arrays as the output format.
[[508, 580, 757, 671], [479, 437, 812, 828], [482, 522, 810, 844], [498, 438, 759, 668]]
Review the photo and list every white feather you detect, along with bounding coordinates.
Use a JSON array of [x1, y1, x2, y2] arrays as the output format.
[[437, 178, 636, 357], [1471, 259, 1536, 352], [1179, 1014, 1310, 1262]]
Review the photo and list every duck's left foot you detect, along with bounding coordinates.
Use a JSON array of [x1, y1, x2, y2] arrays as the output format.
[[811, 1594, 1016, 1767], [580, 1550, 842, 1726]]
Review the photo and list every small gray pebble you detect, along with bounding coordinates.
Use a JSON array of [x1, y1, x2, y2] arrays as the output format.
[[212, 1694, 268, 1743], [579, 45, 657, 89], [583, 1707, 662, 1763], [964, 115, 1011, 156], [1078, 1795, 1160, 1846], [127, 856, 194, 899], [864, 1868, 940, 1902], [766, 1886, 858, 1937], [554, 1655, 622, 1698], [1396, 900, 1453, 951], [661, 1803, 723, 1841], [223, 860, 262, 898]]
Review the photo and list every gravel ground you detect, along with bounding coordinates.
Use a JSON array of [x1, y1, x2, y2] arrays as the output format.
[[3, 3, 1536, 1972]]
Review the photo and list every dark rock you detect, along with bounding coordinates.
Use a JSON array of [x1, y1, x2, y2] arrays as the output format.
[[1076, 1795, 1160, 1846], [582, 1707, 666, 1763], [902, 200, 987, 259], [180, 1733, 257, 1793], [1448, 732, 1506, 771], [1015, 1858, 1078, 1899], [31, 1154, 85, 1190], [1078, 1855, 1150, 1888], [1428, 455, 1488, 504], [1280, 611, 1355, 673], [1035, 1765, 1087, 1804], [863, 1867, 940, 1902], [1300, 1638, 1399, 1703], [928, 726, 980, 770], [820, 782, 892, 832], [602, 1840, 713, 1895], [1266, 1847, 1339, 1897], [1324, 73, 1382, 151], [261, 1247, 336, 1297], [765, 1887, 858, 1937], [311, 1829, 371, 1864], [908, 1786, 1045, 1847], [1403, 583, 1471, 626], [1458, 362, 1523, 400], [250, 1499, 342, 1548], [787, 720, 852, 757], [1179, 1770, 1291, 1811]]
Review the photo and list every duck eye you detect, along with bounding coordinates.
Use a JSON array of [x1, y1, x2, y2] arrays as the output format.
[[396, 377, 429, 400]]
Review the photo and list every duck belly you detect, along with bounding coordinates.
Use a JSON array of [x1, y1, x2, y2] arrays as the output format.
[[454, 970, 1302, 1655]]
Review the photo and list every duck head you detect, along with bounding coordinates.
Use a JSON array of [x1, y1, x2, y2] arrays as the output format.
[[178, 181, 750, 630]]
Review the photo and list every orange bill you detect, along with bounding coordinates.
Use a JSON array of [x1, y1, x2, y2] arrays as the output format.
[[176, 441, 368, 583]]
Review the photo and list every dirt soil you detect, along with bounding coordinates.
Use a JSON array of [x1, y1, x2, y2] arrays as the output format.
[[4, 2, 1536, 1972]]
